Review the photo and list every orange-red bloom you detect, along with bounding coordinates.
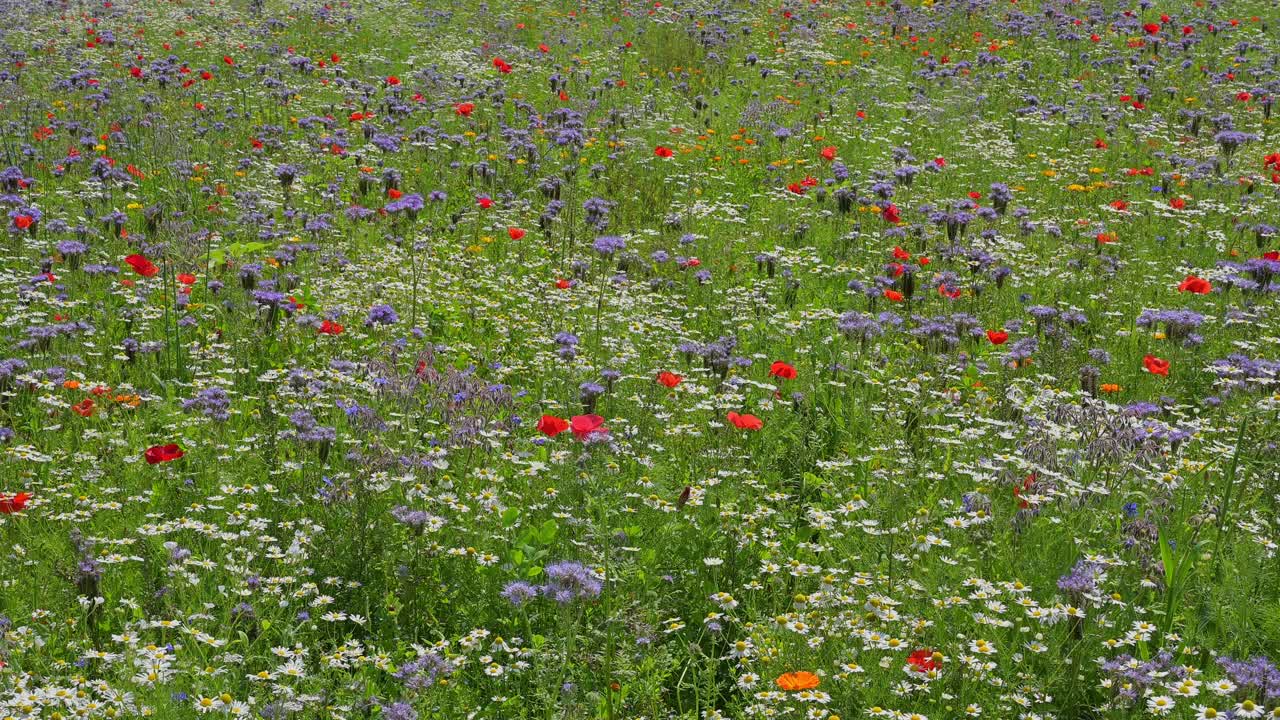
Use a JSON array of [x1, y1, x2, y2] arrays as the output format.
[[570, 414, 607, 440], [537, 415, 570, 437], [656, 371, 683, 388], [0, 492, 31, 514], [768, 361, 797, 380], [775, 671, 820, 691], [124, 254, 159, 278], [907, 649, 938, 672], [1177, 275, 1212, 294], [727, 411, 763, 431], [144, 444, 185, 464], [1143, 354, 1170, 377]]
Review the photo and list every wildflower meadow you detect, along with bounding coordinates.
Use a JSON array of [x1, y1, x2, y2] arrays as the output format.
[[2, 0, 1280, 718]]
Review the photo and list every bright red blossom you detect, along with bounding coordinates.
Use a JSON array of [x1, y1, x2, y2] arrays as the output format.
[[124, 254, 159, 278], [768, 361, 797, 380], [537, 415, 570, 437], [0, 492, 31, 514], [727, 411, 763, 431], [907, 650, 938, 672], [1143, 354, 1170, 377], [1177, 275, 1212, 294], [570, 414, 607, 440], [144, 444, 185, 464]]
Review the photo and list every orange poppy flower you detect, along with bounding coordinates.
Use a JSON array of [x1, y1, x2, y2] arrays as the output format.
[[776, 671, 820, 691]]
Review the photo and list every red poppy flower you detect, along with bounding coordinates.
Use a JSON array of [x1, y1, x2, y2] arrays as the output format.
[[882, 204, 901, 224], [538, 43, 549, 53], [555, 278, 572, 290], [570, 414, 607, 440], [0, 492, 31, 514], [144, 444, 185, 464], [72, 398, 95, 417], [654, 145, 674, 158], [907, 649, 937, 672], [177, 273, 197, 284], [1265, 153, 1280, 169], [455, 103, 474, 117], [883, 289, 904, 302], [537, 415, 570, 437], [986, 330, 1009, 345], [386, 75, 401, 85], [657, 371, 683, 388], [318, 320, 344, 335], [508, 227, 526, 240], [820, 146, 837, 161], [387, 188, 403, 200], [129, 66, 143, 78], [892, 246, 911, 260], [477, 196, 493, 209], [12, 214, 33, 230], [1013, 474, 1034, 507], [726, 411, 763, 431], [1177, 275, 1212, 294], [968, 190, 983, 200], [222, 55, 235, 65], [787, 182, 805, 195], [1142, 22, 1160, 34], [1143, 354, 1170, 377], [768, 361, 797, 380], [1169, 197, 1186, 210], [933, 156, 946, 167], [1110, 200, 1129, 211], [124, 254, 159, 278]]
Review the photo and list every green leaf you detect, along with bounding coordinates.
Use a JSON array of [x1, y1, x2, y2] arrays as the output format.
[[1158, 528, 1175, 588], [501, 507, 521, 527], [536, 519, 559, 545]]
